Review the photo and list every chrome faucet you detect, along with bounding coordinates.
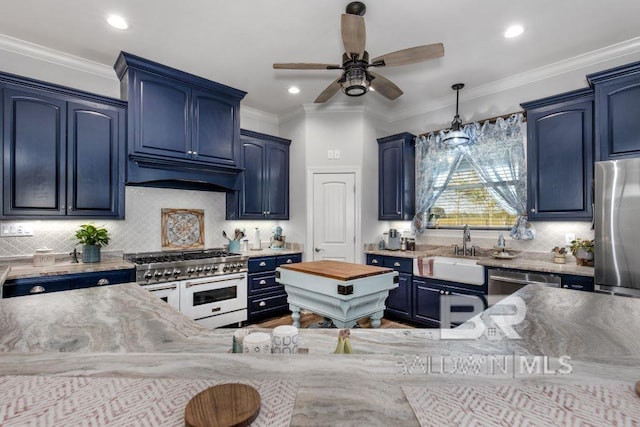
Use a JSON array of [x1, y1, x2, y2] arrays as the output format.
[[454, 224, 476, 256]]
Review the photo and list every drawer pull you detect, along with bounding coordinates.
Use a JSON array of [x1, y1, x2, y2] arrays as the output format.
[[97, 278, 110, 286], [29, 285, 45, 294], [259, 301, 266, 307], [286, 259, 293, 264], [259, 280, 267, 285], [259, 261, 266, 267], [371, 259, 378, 264], [393, 262, 401, 267]]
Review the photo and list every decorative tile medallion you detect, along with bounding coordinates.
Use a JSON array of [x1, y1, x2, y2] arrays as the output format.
[[161, 208, 205, 249]]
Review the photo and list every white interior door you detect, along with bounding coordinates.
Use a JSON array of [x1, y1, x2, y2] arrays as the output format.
[[312, 173, 356, 262]]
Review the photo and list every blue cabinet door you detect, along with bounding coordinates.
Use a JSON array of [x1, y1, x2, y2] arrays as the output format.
[[192, 89, 238, 166], [67, 101, 125, 218], [2, 86, 66, 216], [386, 272, 412, 319], [227, 129, 290, 220], [132, 70, 191, 159], [588, 61, 640, 160], [240, 139, 267, 218], [413, 278, 442, 327], [377, 132, 415, 220], [265, 142, 289, 219], [522, 89, 594, 221]]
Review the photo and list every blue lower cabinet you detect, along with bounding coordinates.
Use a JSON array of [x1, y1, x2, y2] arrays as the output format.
[[247, 253, 301, 322], [3, 269, 135, 298], [560, 274, 594, 292], [366, 254, 413, 321], [413, 277, 486, 328]]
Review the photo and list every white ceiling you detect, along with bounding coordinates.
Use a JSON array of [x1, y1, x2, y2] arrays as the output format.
[[1, 0, 640, 119]]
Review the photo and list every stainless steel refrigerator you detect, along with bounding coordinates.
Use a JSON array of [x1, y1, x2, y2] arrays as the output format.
[[594, 157, 640, 297]]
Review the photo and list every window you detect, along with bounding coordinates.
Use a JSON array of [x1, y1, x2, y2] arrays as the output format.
[[429, 157, 517, 228]]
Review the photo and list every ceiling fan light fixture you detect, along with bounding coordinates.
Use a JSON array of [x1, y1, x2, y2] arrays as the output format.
[[342, 68, 369, 97], [443, 83, 470, 147]]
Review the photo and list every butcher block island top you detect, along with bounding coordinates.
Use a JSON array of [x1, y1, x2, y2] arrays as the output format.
[[278, 260, 393, 281]]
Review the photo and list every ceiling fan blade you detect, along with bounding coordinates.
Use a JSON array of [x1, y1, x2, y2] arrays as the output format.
[[341, 14, 366, 58], [273, 63, 342, 70], [369, 72, 403, 100], [315, 78, 343, 103], [371, 43, 444, 67]]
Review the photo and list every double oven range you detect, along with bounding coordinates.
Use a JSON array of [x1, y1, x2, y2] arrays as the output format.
[[125, 249, 248, 328]]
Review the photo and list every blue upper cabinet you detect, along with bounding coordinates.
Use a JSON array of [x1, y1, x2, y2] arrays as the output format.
[[377, 132, 415, 220], [114, 52, 246, 190], [587, 61, 640, 161], [226, 129, 290, 220], [1, 75, 125, 219], [521, 89, 594, 221]]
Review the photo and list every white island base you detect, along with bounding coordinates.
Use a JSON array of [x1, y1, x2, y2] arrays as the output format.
[[276, 260, 398, 328]]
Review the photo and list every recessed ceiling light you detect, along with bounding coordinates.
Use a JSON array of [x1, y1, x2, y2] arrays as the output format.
[[288, 86, 300, 94], [504, 24, 524, 39], [107, 14, 129, 30]]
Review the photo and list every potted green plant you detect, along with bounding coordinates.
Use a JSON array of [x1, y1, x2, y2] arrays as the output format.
[[550, 246, 567, 264], [74, 223, 110, 263], [569, 238, 594, 266]]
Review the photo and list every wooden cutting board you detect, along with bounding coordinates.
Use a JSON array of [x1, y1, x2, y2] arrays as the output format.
[[185, 383, 260, 427], [279, 260, 393, 281]]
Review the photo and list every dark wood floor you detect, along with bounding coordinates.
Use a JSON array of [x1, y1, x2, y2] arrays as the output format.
[[248, 311, 415, 329]]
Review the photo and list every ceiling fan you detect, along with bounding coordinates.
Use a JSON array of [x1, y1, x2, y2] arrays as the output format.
[[273, 1, 444, 103]]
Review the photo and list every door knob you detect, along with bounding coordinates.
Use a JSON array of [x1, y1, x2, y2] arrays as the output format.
[[315, 248, 324, 252]]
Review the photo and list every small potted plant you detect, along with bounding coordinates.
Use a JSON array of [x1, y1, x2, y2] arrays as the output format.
[[569, 238, 594, 266], [74, 223, 110, 263], [551, 246, 567, 264]]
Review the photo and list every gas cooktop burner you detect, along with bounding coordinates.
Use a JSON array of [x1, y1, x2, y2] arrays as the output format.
[[124, 248, 248, 283], [126, 248, 237, 265]]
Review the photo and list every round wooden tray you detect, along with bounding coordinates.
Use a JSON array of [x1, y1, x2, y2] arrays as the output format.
[[185, 383, 261, 427]]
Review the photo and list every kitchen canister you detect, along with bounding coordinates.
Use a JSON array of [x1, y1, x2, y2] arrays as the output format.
[[272, 325, 299, 354], [243, 332, 271, 354], [32, 248, 55, 267]]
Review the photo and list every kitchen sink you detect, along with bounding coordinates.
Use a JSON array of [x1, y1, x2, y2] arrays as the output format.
[[412, 256, 485, 286]]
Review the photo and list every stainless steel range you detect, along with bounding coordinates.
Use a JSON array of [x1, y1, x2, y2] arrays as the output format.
[[125, 249, 248, 328]]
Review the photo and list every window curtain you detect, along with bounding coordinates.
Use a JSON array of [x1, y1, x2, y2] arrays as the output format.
[[413, 113, 533, 239], [412, 132, 463, 233]]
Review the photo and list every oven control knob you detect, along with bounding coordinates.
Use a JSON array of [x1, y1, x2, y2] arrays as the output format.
[[204, 266, 212, 272], [196, 267, 204, 273], [187, 268, 195, 274], [223, 265, 228, 272], [212, 265, 219, 271], [173, 269, 181, 276], [164, 270, 172, 277], [144, 272, 153, 280], [154, 271, 163, 278]]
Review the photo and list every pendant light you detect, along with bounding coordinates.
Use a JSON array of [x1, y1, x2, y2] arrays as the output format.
[[442, 83, 470, 146]]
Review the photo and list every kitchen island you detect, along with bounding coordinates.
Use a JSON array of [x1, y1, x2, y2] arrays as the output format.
[[0, 282, 638, 425]]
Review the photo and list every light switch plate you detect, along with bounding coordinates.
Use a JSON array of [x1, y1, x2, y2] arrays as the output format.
[[1, 222, 34, 237]]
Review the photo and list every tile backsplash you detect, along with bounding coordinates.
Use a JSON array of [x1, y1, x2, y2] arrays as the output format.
[[0, 187, 283, 257]]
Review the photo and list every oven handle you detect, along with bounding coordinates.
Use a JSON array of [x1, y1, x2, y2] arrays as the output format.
[[184, 274, 246, 288], [145, 284, 179, 292]]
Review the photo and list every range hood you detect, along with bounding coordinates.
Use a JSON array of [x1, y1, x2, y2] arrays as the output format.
[[126, 154, 243, 192]]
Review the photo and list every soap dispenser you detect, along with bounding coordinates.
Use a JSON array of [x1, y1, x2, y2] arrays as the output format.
[[497, 232, 505, 247]]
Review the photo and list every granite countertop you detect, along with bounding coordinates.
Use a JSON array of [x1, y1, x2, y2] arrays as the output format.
[[0, 282, 638, 425], [3, 255, 135, 281], [239, 247, 302, 258], [365, 246, 595, 277]]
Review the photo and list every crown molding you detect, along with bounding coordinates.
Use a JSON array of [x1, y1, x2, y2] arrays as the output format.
[[240, 105, 279, 125], [388, 36, 640, 123], [0, 33, 116, 79]]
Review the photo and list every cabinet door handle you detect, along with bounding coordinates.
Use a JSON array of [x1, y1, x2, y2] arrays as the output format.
[[393, 262, 401, 267], [30, 285, 45, 294], [259, 261, 266, 267], [530, 208, 536, 213], [285, 259, 293, 264], [192, 151, 197, 156], [439, 290, 445, 295], [258, 301, 266, 307], [397, 211, 401, 215], [259, 280, 267, 285], [371, 259, 378, 264], [187, 150, 193, 154], [97, 278, 110, 286], [445, 291, 450, 295]]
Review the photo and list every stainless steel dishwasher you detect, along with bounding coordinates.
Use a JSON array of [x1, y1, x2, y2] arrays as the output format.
[[487, 268, 561, 305]]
